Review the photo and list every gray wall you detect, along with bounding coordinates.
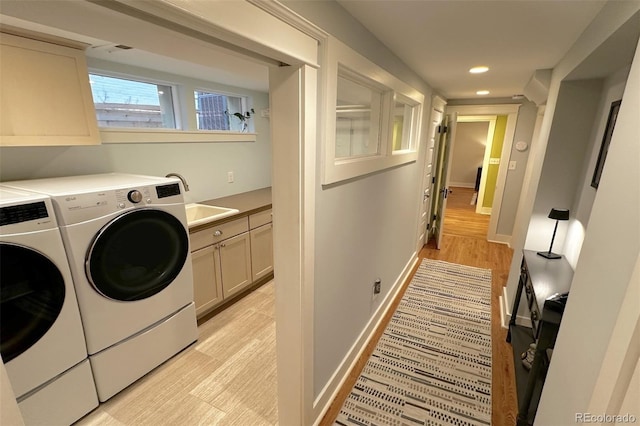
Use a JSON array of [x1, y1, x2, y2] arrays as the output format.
[[0, 62, 271, 205], [497, 101, 537, 236], [283, 0, 433, 398], [523, 79, 603, 258], [563, 67, 629, 265], [450, 121, 487, 187]]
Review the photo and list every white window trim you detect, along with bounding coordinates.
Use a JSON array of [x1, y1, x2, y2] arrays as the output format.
[[99, 128, 256, 144], [392, 92, 422, 154], [322, 36, 424, 185], [90, 68, 258, 143]]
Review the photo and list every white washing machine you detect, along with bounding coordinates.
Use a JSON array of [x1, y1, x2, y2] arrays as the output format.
[[0, 186, 98, 425], [5, 174, 198, 402]]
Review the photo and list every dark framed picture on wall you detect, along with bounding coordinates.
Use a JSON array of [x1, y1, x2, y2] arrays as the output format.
[[591, 99, 622, 189]]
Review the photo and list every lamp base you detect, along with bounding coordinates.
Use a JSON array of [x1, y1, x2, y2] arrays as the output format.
[[537, 251, 562, 259]]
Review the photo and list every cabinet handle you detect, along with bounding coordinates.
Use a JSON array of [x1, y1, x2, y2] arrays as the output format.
[[213, 230, 223, 237], [221, 243, 226, 248], [531, 310, 539, 320]]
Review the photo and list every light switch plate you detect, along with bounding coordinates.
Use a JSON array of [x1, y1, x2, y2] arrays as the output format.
[[509, 161, 517, 170]]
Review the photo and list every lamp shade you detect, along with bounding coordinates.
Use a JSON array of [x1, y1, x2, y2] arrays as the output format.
[[548, 208, 570, 221]]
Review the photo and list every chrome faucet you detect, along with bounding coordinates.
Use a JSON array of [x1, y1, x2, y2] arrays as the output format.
[[165, 173, 190, 192]]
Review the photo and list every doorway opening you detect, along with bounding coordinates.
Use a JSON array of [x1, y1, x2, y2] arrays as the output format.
[[441, 114, 507, 241], [431, 104, 520, 246]]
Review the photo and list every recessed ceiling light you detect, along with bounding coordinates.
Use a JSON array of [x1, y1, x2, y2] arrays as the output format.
[[476, 90, 490, 96], [469, 66, 489, 74]]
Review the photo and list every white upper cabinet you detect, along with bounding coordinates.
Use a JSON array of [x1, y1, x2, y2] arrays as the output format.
[[0, 31, 100, 146]]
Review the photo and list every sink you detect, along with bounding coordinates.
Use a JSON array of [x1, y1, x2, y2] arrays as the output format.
[[185, 203, 239, 227]]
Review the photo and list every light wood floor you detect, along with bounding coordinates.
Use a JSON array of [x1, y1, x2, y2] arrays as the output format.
[[320, 186, 518, 425], [75, 282, 277, 426]]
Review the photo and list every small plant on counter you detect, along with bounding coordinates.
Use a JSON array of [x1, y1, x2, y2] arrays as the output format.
[[225, 108, 255, 132]]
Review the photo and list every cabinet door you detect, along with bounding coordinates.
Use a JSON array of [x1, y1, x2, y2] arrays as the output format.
[[250, 223, 273, 281], [191, 245, 223, 317], [219, 232, 252, 299], [0, 32, 100, 146]]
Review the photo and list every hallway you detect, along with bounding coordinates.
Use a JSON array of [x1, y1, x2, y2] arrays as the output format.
[[324, 187, 517, 425], [422, 234, 517, 425], [426, 186, 517, 425], [442, 186, 491, 240]]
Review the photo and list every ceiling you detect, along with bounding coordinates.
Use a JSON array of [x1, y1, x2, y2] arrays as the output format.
[[0, 1, 625, 100], [0, 2, 270, 92], [337, 0, 608, 99]]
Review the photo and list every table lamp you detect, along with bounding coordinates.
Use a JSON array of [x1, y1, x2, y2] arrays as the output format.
[[537, 208, 570, 259]]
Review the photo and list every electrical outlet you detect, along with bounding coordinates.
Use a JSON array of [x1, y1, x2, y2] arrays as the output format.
[[227, 171, 234, 183], [374, 279, 381, 295]]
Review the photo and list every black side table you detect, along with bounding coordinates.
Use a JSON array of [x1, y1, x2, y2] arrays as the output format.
[[506, 250, 573, 425]]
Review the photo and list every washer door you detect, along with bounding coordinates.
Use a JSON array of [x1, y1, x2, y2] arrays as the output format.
[[0, 243, 65, 363], [86, 209, 189, 302]]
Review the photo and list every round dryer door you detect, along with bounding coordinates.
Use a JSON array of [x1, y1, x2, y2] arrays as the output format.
[[0, 243, 65, 363], [86, 209, 189, 301]]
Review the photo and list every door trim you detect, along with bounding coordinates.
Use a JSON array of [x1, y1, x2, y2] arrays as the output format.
[[446, 104, 520, 243]]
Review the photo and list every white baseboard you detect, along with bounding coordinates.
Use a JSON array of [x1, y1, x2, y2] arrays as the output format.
[[488, 234, 512, 247], [449, 182, 475, 188], [477, 206, 492, 215], [312, 254, 419, 424], [500, 286, 531, 329]]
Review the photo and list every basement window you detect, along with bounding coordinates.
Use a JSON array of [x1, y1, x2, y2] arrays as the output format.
[[89, 74, 177, 129], [194, 90, 252, 132]]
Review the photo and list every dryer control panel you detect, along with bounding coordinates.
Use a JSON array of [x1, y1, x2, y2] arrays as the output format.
[[50, 184, 185, 226]]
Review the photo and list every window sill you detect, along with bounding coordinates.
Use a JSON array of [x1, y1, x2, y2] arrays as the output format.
[[100, 128, 257, 144]]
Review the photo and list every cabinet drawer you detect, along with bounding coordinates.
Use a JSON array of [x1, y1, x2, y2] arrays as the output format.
[[189, 228, 214, 252], [189, 216, 249, 251], [249, 209, 272, 229], [211, 217, 249, 244]]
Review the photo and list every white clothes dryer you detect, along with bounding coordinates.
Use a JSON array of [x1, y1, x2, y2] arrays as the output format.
[[5, 174, 198, 402], [0, 186, 98, 425]]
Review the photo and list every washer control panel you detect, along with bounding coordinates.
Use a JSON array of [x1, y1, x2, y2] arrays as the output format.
[[127, 190, 143, 203], [51, 183, 184, 225]]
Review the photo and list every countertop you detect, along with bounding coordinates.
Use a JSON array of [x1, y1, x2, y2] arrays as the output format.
[[190, 187, 272, 232]]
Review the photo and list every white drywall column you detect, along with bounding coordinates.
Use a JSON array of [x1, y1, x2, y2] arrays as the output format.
[[270, 64, 317, 425], [536, 37, 640, 425], [587, 254, 640, 420]]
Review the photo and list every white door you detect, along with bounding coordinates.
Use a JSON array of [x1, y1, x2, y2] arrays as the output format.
[[432, 112, 458, 249], [418, 96, 446, 251]]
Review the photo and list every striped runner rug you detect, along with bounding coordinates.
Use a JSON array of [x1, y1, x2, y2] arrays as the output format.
[[335, 259, 492, 426]]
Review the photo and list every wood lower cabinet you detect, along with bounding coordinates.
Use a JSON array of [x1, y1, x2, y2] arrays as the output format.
[[190, 216, 253, 317], [191, 244, 223, 317], [190, 208, 273, 318], [250, 223, 273, 281], [219, 232, 253, 299]]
